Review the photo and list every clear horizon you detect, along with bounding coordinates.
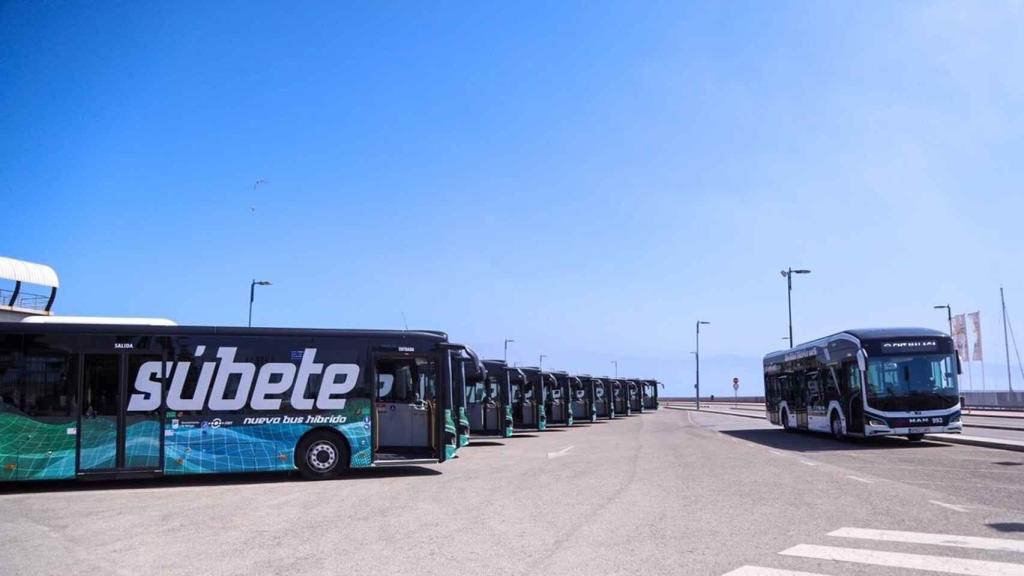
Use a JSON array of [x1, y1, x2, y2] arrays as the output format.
[[3, 2, 1023, 396]]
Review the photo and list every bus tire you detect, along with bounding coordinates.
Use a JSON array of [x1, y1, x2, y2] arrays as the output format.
[[781, 408, 792, 432], [296, 429, 350, 480], [830, 411, 844, 441], [906, 433, 925, 442]]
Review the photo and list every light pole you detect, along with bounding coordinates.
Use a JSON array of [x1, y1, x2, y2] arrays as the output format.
[[933, 304, 953, 337], [504, 339, 515, 364], [695, 321, 710, 410], [780, 268, 811, 348], [539, 354, 547, 370], [610, 360, 618, 379], [248, 279, 271, 327]]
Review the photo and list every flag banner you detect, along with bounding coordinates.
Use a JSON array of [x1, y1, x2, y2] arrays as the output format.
[[969, 311, 983, 361], [953, 314, 969, 362]]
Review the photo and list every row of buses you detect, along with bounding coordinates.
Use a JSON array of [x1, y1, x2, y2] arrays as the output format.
[[0, 321, 659, 482]]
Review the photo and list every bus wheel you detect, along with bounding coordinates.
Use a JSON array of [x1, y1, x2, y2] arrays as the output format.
[[297, 430, 349, 480], [781, 408, 792, 432], [906, 433, 925, 442], [830, 412, 844, 441]]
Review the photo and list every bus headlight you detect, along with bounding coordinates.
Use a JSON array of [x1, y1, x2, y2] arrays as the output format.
[[868, 419, 887, 427], [950, 413, 961, 423]]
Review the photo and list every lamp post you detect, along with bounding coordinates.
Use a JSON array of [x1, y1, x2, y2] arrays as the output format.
[[695, 321, 710, 410], [933, 304, 953, 337], [248, 280, 271, 327], [780, 268, 811, 348], [539, 354, 547, 370], [611, 360, 617, 379], [504, 339, 515, 364]]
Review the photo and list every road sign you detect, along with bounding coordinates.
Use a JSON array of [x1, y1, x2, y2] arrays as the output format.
[[732, 377, 739, 391]]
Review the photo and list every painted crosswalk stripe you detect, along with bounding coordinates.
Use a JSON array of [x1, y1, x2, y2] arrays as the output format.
[[722, 566, 830, 576], [828, 527, 1024, 554], [779, 544, 1024, 575]]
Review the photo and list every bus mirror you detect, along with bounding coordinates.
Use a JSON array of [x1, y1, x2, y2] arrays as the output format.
[[856, 350, 866, 372], [956, 354, 963, 375]]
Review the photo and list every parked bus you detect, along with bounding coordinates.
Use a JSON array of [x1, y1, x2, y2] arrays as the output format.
[[570, 375, 598, 423], [450, 347, 479, 449], [641, 379, 660, 410], [763, 328, 963, 441], [516, 367, 549, 431], [610, 378, 629, 416], [594, 377, 614, 419], [471, 360, 513, 438], [625, 379, 643, 413], [0, 321, 460, 482], [548, 371, 574, 426]]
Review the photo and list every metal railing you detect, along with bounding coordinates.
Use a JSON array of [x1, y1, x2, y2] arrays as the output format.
[[0, 287, 50, 312]]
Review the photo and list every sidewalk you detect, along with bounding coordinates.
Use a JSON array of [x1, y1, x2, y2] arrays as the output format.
[[668, 404, 1024, 453]]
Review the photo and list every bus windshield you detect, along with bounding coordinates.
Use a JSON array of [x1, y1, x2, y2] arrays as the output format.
[[865, 354, 959, 411]]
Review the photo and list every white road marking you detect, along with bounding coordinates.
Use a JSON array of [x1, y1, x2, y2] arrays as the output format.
[[769, 450, 783, 456], [547, 445, 575, 459], [829, 527, 1024, 553], [780, 543, 1024, 575], [799, 460, 818, 467], [929, 500, 970, 512], [845, 475, 872, 484], [722, 566, 830, 576]]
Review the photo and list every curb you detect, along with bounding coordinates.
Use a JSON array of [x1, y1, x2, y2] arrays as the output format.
[[670, 404, 1024, 453], [927, 434, 1024, 453], [666, 405, 766, 420]]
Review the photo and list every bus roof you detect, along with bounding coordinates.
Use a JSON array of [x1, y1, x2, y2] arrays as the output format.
[[0, 321, 448, 341], [764, 327, 949, 362]]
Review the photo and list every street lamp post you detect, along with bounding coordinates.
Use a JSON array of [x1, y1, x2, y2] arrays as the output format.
[[695, 321, 710, 410], [539, 354, 547, 370], [248, 279, 272, 327], [933, 304, 953, 337], [611, 360, 617, 379], [780, 268, 811, 348], [504, 339, 515, 364]]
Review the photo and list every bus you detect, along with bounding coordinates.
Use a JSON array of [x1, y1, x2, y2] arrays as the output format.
[[450, 347, 479, 449], [641, 379, 660, 410], [610, 378, 629, 416], [570, 374, 598, 423], [470, 360, 513, 438], [594, 377, 614, 419], [0, 321, 460, 482], [548, 371, 574, 426], [763, 328, 963, 441], [625, 379, 643, 413], [516, 367, 549, 431]]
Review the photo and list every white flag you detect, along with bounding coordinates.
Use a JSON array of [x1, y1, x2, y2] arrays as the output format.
[[953, 314, 969, 362], [969, 311, 983, 361]]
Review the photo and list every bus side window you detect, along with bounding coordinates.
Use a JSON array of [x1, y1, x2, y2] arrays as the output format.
[[806, 370, 821, 408], [846, 364, 862, 396]]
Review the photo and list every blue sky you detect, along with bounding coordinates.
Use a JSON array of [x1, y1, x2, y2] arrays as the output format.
[[2, 2, 1023, 396]]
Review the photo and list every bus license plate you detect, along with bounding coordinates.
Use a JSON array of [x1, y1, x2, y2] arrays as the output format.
[[909, 427, 929, 434]]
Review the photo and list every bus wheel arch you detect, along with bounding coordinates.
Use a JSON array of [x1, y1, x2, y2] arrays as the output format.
[[829, 409, 845, 440], [295, 427, 351, 480]]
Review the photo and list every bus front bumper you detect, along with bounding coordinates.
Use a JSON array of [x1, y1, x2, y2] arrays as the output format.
[[864, 421, 963, 436]]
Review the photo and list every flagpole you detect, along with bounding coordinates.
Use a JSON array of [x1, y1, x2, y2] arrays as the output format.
[[1003, 286, 1013, 392]]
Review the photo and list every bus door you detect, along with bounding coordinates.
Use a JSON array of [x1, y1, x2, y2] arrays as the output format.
[[78, 352, 164, 474], [841, 362, 865, 434], [373, 353, 440, 458]]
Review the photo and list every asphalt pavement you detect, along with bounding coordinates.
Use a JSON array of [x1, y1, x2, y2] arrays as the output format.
[[2, 409, 1023, 575]]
